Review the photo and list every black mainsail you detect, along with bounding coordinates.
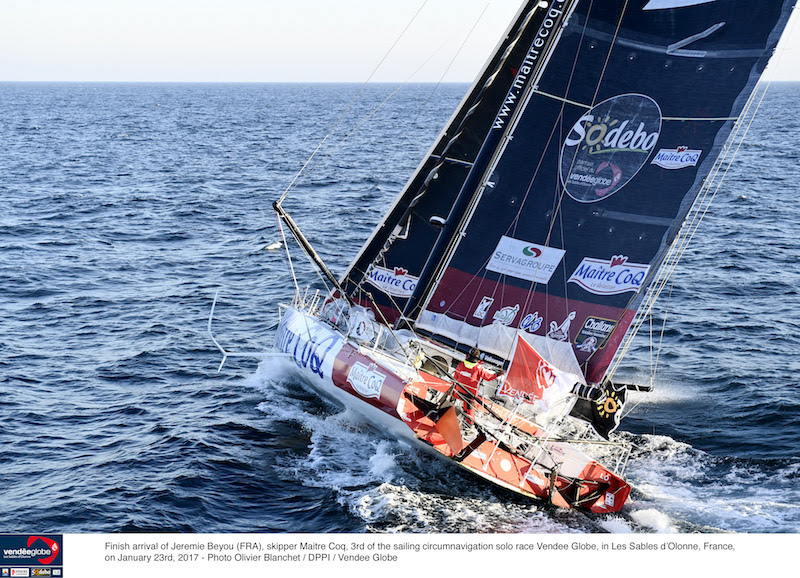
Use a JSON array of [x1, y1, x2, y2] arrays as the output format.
[[342, 0, 796, 383]]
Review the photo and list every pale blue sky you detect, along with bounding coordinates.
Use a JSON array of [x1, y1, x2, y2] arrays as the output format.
[[1, 0, 798, 82]]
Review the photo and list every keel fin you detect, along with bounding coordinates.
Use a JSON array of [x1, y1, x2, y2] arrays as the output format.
[[434, 406, 464, 453]]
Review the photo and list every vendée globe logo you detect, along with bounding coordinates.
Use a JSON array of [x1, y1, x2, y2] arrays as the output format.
[[0, 535, 61, 566]]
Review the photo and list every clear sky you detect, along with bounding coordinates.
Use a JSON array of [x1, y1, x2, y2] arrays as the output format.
[[1, 0, 798, 83]]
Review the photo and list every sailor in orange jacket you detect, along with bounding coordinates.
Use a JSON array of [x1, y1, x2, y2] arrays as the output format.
[[454, 347, 502, 420]]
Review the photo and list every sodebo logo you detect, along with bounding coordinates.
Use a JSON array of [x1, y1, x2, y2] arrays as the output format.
[[561, 94, 662, 203]]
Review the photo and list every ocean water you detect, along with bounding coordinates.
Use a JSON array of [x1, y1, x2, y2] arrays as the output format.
[[1, 81, 798, 534]]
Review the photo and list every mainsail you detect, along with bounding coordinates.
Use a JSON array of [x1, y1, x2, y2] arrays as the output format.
[[343, 0, 796, 383]]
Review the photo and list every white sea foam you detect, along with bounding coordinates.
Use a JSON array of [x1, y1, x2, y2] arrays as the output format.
[[623, 434, 800, 533], [629, 509, 676, 533], [253, 358, 800, 533]]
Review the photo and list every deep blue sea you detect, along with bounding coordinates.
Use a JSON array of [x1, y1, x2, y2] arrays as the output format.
[[1, 82, 798, 534]]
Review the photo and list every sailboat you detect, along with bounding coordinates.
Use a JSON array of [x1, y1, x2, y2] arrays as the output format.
[[260, 0, 797, 513]]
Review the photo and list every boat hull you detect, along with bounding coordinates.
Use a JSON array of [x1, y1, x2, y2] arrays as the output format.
[[275, 306, 630, 513]]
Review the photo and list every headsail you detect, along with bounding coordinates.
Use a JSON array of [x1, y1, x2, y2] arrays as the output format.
[[399, 0, 796, 381], [498, 333, 585, 418]]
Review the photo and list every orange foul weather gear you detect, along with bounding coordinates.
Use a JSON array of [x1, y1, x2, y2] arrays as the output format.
[[453, 360, 499, 418]]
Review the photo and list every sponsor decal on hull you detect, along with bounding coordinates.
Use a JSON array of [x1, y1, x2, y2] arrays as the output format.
[[568, 255, 650, 296], [561, 94, 662, 203], [487, 236, 565, 284], [347, 362, 387, 400], [275, 310, 343, 381]]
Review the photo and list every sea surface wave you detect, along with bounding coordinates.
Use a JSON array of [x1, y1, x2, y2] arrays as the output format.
[[1, 82, 799, 533]]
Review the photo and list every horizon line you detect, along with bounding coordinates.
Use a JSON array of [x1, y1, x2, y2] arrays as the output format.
[[3, 79, 800, 84]]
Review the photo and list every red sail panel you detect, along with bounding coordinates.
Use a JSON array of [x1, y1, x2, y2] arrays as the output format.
[[498, 335, 551, 403]]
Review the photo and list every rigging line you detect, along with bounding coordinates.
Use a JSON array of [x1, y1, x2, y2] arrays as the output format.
[[604, 42, 771, 381], [277, 0, 432, 205], [430, 0, 592, 364], [588, 0, 631, 115], [366, 2, 568, 317], [616, 266, 673, 420], [651, 278, 676, 381], [673, 30, 792, 249], [663, 83, 771, 281], [533, 89, 741, 122], [607, 74, 770, 382], [528, 0, 648, 372], [369, 1, 548, 297], [367, 1, 494, 195], [290, 229, 338, 300], [343, 4, 497, 359], [347, 2, 508, 304], [509, 0, 597, 359], [408, 0, 494, 122], [464, 0, 596, 363], [419, 5, 563, 336], [541, 0, 630, 253], [289, 42, 452, 189], [659, 92, 758, 264], [547, 0, 628, 236], [410, 1, 577, 323], [344, 263, 425, 368], [632, 81, 762, 313], [537, 0, 624, 252]]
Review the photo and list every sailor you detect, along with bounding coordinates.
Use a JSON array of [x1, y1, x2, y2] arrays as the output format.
[[453, 347, 502, 420]]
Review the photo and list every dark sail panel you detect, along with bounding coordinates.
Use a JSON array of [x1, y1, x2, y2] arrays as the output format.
[[340, 1, 565, 325], [413, 0, 795, 381]]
